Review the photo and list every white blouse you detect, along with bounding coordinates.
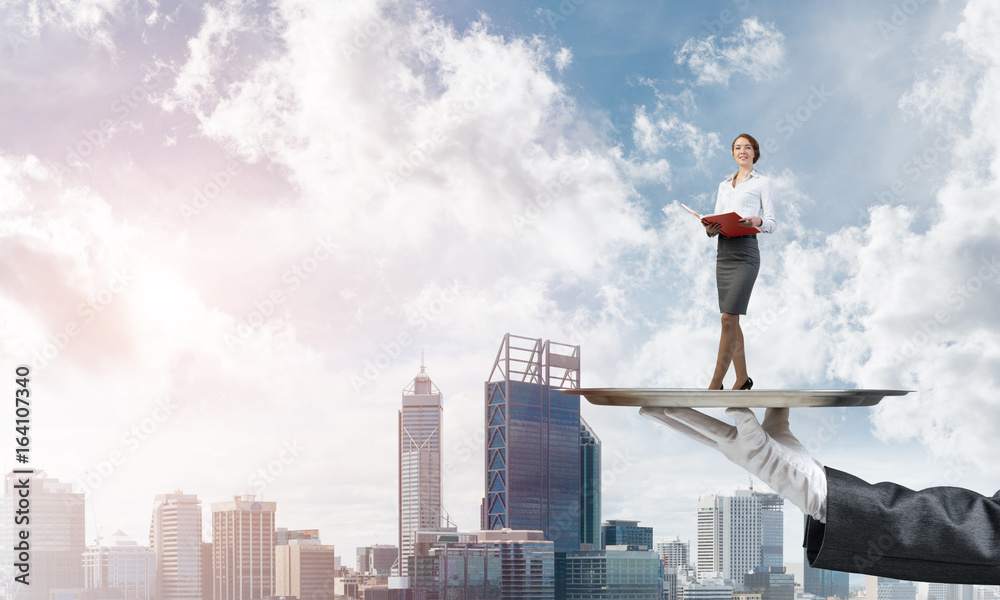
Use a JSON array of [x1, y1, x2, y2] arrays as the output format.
[[714, 169, 776, 234]]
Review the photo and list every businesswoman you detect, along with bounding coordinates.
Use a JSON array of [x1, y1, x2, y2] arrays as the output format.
[[703, 133, 775, 390]]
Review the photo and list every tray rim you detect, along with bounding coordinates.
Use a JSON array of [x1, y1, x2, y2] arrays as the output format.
[[557, 388, 913, 408]]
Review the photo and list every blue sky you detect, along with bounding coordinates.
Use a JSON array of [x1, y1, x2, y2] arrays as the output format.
[[1, 0, 999, 585]]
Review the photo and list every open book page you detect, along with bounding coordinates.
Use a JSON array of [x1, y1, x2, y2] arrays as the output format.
[[680, 203, 759, 237]]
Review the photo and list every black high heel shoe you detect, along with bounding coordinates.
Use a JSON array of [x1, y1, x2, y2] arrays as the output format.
[[739, 377, 753, 390]]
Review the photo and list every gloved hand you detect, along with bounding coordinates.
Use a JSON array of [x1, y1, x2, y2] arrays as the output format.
[[640, 406, 828, 522]]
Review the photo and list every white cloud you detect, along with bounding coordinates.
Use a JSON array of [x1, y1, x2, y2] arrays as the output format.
[[1, 0, 127, 52], [554, 46, 573, 72], [675, 17, 786, 86], [898, 65, 973, 124], [632, 105, 720, 168]]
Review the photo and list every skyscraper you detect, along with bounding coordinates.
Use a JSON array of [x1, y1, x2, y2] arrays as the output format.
[[211, 495, 277, 600], [398, 360, 445, 577], [1, 472, 86, 600], [579, 419, 601, 550], [275, 542, 337, 600], [656, 537, 690, 570], [696, 490, 780, 586], [83, 530, 156, 600], [757, 492, 783, 568], [484, 334, 582, 553], [150, 491, 203, 600]]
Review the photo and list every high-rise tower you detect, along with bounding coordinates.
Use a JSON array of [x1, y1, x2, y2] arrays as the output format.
[[2, 472, 86, 600], [84, 530, 156, 600], [484, 334, 582, 553], [696, 490, 780, 586], [579, 418, 601, 550], [150, 491, 203, 600], [757, 491, 783, 568], [398, 358, 445, 577], [211, 495, 277, 600]]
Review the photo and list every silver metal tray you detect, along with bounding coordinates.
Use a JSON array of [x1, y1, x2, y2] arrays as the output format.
[[558, 388, 912, 408]]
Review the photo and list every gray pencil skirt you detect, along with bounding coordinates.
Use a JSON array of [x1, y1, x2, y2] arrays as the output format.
[[716, 234, 759, 315]]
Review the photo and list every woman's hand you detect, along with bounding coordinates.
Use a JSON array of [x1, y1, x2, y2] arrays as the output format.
[[703, 221, 723, 237], [738, 216, 761, 228]]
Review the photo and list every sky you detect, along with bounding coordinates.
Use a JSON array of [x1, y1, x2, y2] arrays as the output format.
[[2, 0, 1000, 581]]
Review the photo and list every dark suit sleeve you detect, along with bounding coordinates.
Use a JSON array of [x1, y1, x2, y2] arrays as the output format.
[[803, 467, 1000, 584]]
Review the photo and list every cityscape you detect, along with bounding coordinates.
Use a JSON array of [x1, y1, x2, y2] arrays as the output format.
[[4, 334, 996, 600]]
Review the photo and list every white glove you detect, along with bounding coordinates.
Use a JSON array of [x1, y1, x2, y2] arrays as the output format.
[[640, 406, 828, 522]]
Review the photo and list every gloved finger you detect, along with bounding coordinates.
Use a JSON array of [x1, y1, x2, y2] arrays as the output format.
[[761, 407, 790, 433], [661, 407, 738, 442], [725, 407, 768, 446], [761, 407, 807, 449], [639, 408, 721, 448]]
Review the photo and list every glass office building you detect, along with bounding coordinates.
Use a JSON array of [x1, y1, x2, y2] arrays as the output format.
[[479, 530, 555, 600], [600, 520, 653, 550], [579, 420, 601, 550], [484, 334, 582, 554], [411, 530, 553, 600], [758, 492, 783, 568], [744, 567, 794, 600], [563, 549, 662, 600]]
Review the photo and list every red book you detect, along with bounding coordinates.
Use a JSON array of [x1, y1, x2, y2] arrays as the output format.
[[681, 203, 760, 238]]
